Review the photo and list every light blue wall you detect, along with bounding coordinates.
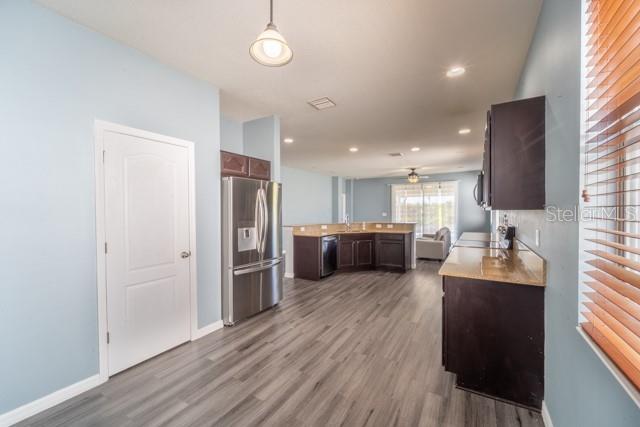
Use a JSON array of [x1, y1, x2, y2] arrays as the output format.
[[345, 179, 354, 219], [281, 167, 333, 225], [220, 114, 243, 154], [350, 172, 490, 235], [243, 116, 281, 181], [502, 0, 640, 425], [0, 0, 222, 414], [331, 176, 345, 223]]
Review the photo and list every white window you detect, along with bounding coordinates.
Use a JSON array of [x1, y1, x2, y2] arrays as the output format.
[[391, 181, 459, 238]]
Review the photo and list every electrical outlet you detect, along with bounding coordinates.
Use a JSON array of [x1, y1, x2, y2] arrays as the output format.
[[300, 227, 306, 232], [386, 224, 394, 229], [382, 212, 388, 217], [321, 225, 327, 230], [376, 224, 382, 229]]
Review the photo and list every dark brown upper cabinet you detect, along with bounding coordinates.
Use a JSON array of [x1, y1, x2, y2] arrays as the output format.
[[484, 96, 545, 210], [248, 157, 271, 180], [221, 151, 271, 180]]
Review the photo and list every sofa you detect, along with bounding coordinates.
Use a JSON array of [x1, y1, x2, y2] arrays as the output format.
[[416, 227, 451, 261]]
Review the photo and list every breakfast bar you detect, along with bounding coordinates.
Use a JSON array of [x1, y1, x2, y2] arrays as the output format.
[[289, 223, 416, 280]]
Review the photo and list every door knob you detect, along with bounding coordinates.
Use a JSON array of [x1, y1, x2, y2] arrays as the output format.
[[181, 251, 191, 259]]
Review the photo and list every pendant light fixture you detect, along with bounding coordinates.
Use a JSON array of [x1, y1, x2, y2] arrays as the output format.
[[250, 0, 293, 67], [407, 168, 420, 184]]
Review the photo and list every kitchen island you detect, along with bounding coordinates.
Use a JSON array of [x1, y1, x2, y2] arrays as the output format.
[[288, 223, 415, 281], [439, 232, 546, 410]]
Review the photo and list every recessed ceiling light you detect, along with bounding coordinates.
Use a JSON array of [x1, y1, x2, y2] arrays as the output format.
[[349, 147, 359, 152], [410, 147, 420, 152], [446, 66, 466, 78], [283, 137, 294, 144], [458, 128, 471, 135]]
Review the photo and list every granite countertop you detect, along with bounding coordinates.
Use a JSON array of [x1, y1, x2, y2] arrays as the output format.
[[293, 229, 414, 237], [458, 232, 502, 242], [438, 245, 546, 287]]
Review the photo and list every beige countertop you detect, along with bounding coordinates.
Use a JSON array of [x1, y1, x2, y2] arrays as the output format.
[[290, 222, 415, 237], [438, 245, 546, 287], [294, 229, 414, 237], [459, 232, 502, 242]]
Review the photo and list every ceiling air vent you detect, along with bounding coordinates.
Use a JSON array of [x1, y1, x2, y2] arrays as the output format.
[[308, 97, 336, 110], [389, 152, 404, 157]]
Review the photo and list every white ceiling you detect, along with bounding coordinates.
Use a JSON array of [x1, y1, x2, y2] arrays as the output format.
[[38, 0, 542, 178]]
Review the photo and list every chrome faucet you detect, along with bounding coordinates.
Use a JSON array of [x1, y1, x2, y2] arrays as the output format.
[[345, 214, 351, 231]]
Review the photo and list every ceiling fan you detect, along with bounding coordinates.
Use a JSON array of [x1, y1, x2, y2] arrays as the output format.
[[378, 166, 429, 181], [407, 168, 421, 183]]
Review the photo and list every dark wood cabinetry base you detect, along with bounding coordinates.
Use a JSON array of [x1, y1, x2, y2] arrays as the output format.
[[442, 275, 544, 409], [294, 232, 412, 280], [293, 236, 322, 281]]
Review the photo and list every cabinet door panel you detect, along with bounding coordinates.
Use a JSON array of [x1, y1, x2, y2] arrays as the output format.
[[356, 240, 373, 267], [490, 96, 545, 209], [293, 236, 321, 280], [443, 276, 544, 409], [338, 240, 355, 268], [221, 151, 249, 177], [375, 238, 404, 269], [249, 157, 271, 180]]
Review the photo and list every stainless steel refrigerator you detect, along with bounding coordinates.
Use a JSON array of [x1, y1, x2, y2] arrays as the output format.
[[222, 176, 283, 326]]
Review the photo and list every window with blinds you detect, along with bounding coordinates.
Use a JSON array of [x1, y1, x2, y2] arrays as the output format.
[[581, 0, 640, 391], [391, 181, 458, 238]]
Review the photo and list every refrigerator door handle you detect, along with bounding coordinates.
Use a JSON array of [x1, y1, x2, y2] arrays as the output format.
[[260, 188, 268, 255], [233, 258, 282, 276], [255, 189, 263, 254]]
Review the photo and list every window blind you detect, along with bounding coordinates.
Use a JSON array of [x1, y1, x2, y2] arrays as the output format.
[[582, 0, 640, 391], [391, 181, 458, 238], [421, 181, 458, 237], [391, 184, 424, 233]]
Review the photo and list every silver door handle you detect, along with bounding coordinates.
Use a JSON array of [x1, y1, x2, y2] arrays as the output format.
[[260, 188, 268, 254], [255, 190, 263, 254], [234, 258, 281, 276], [181, 251, 191, 259]]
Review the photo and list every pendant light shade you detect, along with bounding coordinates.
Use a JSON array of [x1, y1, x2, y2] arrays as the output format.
[[250, 0, 293, 67], [407, 168, 420, 184]]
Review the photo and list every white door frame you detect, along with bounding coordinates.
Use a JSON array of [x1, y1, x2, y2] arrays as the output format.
[[94, 120, 198, 381]]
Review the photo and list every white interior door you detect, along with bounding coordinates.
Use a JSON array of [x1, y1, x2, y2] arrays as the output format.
[[104, 129, 191, 375]]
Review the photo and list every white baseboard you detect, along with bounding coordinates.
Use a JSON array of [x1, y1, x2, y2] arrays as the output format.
[[541, 401, 553, 427], [1, 320, 224, 427], [284, 272, 294, 278], [0, 374, 104, 427], [191, 319, 224, 340]]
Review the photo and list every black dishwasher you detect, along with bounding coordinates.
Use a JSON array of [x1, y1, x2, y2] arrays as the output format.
[[321, 235, 337, 277]]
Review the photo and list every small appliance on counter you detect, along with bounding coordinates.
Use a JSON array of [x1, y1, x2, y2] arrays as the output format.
[[497, 225, 516, 249]]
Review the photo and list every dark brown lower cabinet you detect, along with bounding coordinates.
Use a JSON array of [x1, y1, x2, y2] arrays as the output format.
[[375, 233, 411, 271], [338, 238, 356, 269], [294, 232, 412, 279], [338, 233, 374, 270], [442, 275, 544, 410], [293, 236, 322, 280], [356, 239, 374, 267]]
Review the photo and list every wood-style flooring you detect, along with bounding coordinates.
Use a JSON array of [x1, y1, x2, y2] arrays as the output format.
[[18, 261, 543, 427]]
